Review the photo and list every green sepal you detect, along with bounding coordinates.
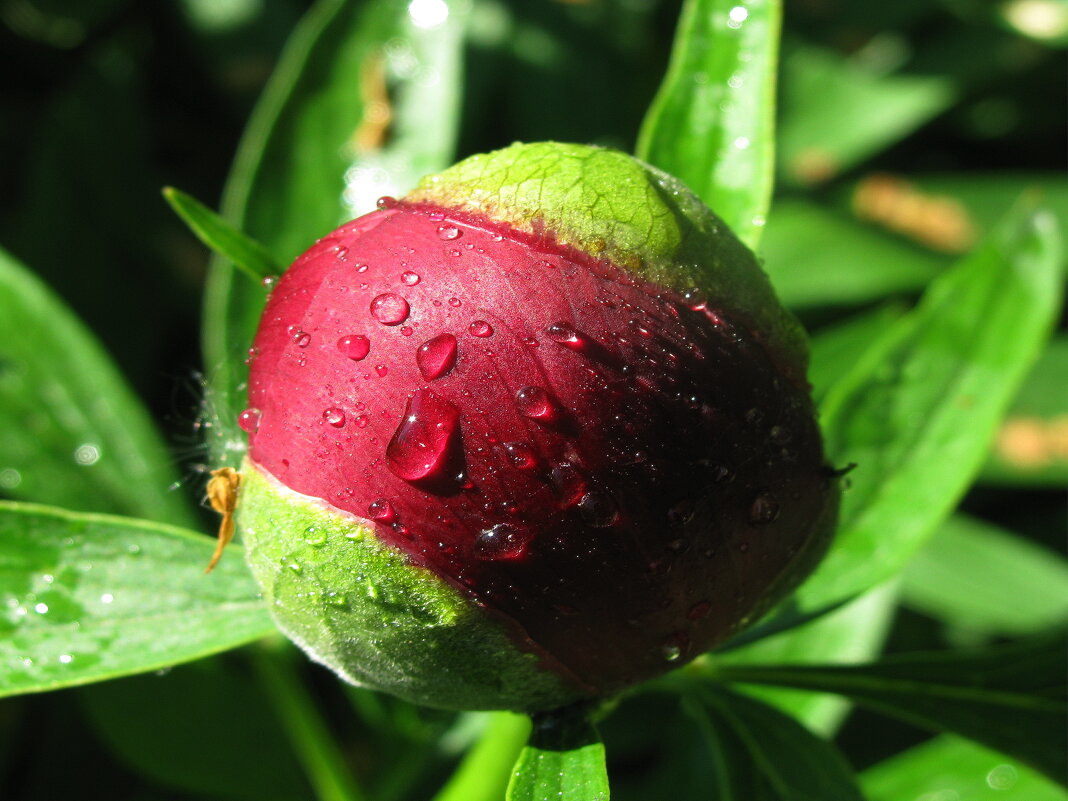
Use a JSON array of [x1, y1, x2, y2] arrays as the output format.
[[406, 141, 808, 374], [237, 460, 581, 713]]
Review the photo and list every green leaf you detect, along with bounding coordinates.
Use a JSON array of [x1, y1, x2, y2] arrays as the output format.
[[637, 0, 781, 250], [203, 0, 469, 464], [981, 335, 1068, 486], [718, 583, 897, 735], [507, 709, 609, 801], [0, 502, 275, 697], [901, 515, 1068, 637], [760, 199, 945, 310], [684, 685, 865, 800], [778, 42, 956, 185], [79, 656, 310, 801], [794, 202, 1063, 615], [863, 735, 1068, 801], [807, 305, 908, 404], [0, 246, 195, 528], [716, 634, 1068, 782], [433, 712, 531, 801], [162, 187, 279, 283]]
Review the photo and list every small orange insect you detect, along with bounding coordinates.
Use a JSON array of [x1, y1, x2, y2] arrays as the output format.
[[205, 467, 241, 573]]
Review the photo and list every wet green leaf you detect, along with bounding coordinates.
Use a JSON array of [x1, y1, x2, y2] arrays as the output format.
[[683, 685, 864, 800], [0, 247, 195, 527], [717, 634, 1068, 781], [719, 584, 897, 735], [901, 515, 1068, 637], [796, 203, 1063, 614], [508, 710, 609, 801], [0, 502, 274, 697], [202, 0, 469, 464], [163, 187, 279, 282], [637, 0, 781, 249], [863, 735, 1068, 801]]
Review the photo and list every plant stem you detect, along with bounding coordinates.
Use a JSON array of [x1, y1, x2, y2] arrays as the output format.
[[250, 644, 368, 801], [430, 711, 531, 801]]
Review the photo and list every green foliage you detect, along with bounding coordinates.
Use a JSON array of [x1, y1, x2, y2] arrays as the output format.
[[0, 0, 1063, 798]]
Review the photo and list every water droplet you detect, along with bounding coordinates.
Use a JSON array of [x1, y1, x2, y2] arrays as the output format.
[[687, 601, 711, 621], [386, 390, 464, 489], [375, 364, 389, 377], [354, 415, 370, 428], [662, 644, 681, 661], [356, 263, 369, 273], [504, 441, 539, 470], [401, 326, 413, 336], [261, 275, 278, 290], [238, 408, 261, 433], [522, 337, 539, 348], [323, 408, 346, 427], [58, 654, 73, 664], [335, 246, 350, 262], [74, 444, 101, 466], [749, 492, 780, 525], [337, 334, 371, 361], [986, 764, 1019, 790], [370, 293, 410, 325], [437, 225, 461, 240], [100, 593, 114, 604], [34, 603, 48, 614], [376, 196, 397, 209], [368, 499, 397, 523], [401, 271, 420, 286], [550, 462, 587, 506], [468, 320, 494, 337], [427, 210, 445, 222], [416, 333, 458, 380], [292, 329, 311, 348], [577, 491, 619, 527], [448, 297, 462, 307], [474, 523, 531, 560], [303, 526, 327, 546], [515, 386, 557, 420]]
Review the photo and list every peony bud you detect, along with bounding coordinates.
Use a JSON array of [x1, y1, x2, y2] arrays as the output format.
[[234, 142, 838, 712]]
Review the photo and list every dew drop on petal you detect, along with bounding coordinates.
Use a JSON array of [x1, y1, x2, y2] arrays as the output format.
[[437, 225, 462, 241], [468, 320, 494, 338], [386, 390, 464, 489], [370, 293, 410, 325], [238, 408, 261, 433], [323, 408, 346, 427], [337, 335, 371, 361], [474, 523, 531, 560], [401, 271, 421, 286], [416, 333, 458, 380], [515, 386, 556, 420]]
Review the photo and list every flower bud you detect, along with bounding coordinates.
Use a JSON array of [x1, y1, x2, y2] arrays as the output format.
[[235, 142, 838, 712]]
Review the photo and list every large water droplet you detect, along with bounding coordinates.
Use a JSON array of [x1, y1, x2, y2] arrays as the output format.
[[474, 523, 531, 560], [376, 196, 397, 209], [437, 224, 462, 241], [515, 386, 556, 420], [468, 320, 494, 338], [386, 390, 464, 490], [416, 333, 458, 380], [370, 293, 410, 325], [323, 408, 346, 427], [238, 408, 261, 433], [337, 334, 371, 361]]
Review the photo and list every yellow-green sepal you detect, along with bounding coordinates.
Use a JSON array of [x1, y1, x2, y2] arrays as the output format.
[[237, 460, 582, 712]]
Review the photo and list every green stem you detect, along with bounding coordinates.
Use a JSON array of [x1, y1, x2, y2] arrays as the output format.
[[250, 645, 368, 801], [431, 711, 532, 801]]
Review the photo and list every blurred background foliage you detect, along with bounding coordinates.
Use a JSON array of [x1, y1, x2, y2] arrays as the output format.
[[0, 0, 1064, 798]]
